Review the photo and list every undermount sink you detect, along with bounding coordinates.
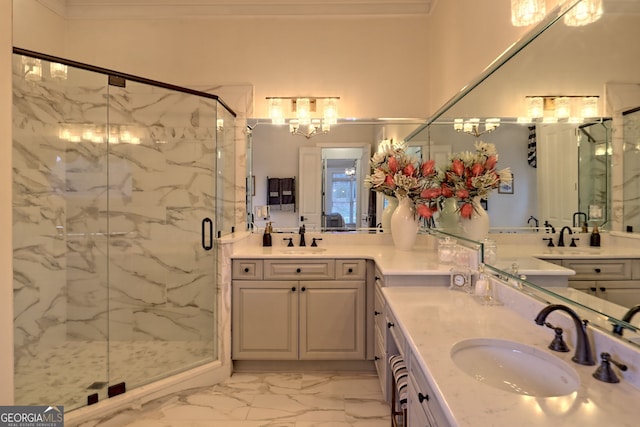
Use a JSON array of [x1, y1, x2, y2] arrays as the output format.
[[276, 247, 327, 255], [451, 338, 580, 397]]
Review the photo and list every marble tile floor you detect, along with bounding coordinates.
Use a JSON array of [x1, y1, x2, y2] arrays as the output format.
[[78, 372, 391, 427]]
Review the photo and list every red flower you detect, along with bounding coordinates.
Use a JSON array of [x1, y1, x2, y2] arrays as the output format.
[[456, 189, 469, 199], [485, 155, 497, 170], [420, 187, 441, 199], [384, 175, 395, 188], [388, 156, 398, 173], [421, 159, 436, 176], [403, 164, 415, 176], [416, 204, 433, 219], [441, 185, 454, 198], [451, 159, 465, 176], [471, 163, 484, 176], [460, 202, 474, 219]]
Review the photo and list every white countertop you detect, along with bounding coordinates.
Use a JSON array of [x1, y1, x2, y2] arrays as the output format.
[[383, 284, 640, 427]]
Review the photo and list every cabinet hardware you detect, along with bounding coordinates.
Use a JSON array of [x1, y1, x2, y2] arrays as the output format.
[[348, 268, 353, 273], [595, 268, 601, 273], [374, 310, 381, 316], [291, 287, 296, 291], [374, 356, 380, 361], [599, 287, 606, 292], [590, 287, 597, 292], [301, 287, 306, 292], [418, 392, 429, 403], [387, 322, 394, 328], [244, 267, 249, 273], [296, 268, 301, 273], [375, 276, 380, 280]]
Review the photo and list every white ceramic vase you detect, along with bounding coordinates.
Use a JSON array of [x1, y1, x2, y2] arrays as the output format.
[[390, 197, 419, 251], [437, 197, 461, 234], [460, 196, 490, 241], [381, 195, 399, 233]]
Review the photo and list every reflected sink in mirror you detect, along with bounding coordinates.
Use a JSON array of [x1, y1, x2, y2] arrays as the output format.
[[451, 338, 580, 397], [276, 247, 327, 255]]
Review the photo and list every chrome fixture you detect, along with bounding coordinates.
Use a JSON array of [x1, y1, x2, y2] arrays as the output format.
[[535, 304, 595, 365], [557, 226, 573, 247], [267, 97, 339, 139], [453, 118, 500, 138], [612, 304, 640, 336]]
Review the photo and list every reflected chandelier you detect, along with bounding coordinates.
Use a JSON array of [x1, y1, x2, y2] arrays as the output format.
[[267, 97, 339, 139]]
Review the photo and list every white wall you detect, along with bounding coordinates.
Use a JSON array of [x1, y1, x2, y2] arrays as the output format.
[[1, 0, 14, 406]]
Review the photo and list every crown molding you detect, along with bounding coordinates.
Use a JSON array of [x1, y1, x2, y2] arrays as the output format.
[[37, 0, 434, 19]]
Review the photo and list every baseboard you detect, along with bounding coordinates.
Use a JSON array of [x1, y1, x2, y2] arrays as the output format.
[[232, 359, 376, 373]]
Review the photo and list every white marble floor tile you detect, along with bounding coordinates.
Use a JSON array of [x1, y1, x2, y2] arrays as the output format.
[[80, 372, 390, 427]]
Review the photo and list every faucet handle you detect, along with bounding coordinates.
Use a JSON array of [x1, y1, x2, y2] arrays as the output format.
[[593, 352, 628, 383], [543, 237, 554, 247], [570, 237, 579, 247], [283, 237, 294, 247], [542, 322, 570, 352], [311, 237, 323, 247]]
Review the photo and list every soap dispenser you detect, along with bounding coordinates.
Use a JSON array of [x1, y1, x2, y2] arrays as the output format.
[[590, 224, 601, 247], [263, 222, 273, 247]]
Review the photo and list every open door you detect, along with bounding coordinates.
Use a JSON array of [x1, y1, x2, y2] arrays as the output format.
[[298, 146, 322, 230]]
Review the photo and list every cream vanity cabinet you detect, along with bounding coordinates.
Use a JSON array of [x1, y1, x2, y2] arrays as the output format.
[[544, 258, 640, 308], [232, 258, 367, 360]]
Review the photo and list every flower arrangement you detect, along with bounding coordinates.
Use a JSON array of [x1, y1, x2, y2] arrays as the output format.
[[365, 140, 512, 220], [364, 142, 442, 219]]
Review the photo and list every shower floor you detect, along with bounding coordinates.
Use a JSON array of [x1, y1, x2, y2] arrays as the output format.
[[14, 339, 213, 409]]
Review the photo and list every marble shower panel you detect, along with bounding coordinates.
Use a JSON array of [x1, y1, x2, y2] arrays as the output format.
[[12, 53, 226, 409]]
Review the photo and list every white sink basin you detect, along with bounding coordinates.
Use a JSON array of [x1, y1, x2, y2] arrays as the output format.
[[451, 338, 580, 397], [276, 247, 327, 255]]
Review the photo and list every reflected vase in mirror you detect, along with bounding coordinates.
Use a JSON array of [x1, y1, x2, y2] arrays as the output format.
[[438, 197, 461, 234], [391, 197, 419, 251], [381, 195, 399, 233], [460, 196, 489, 241]]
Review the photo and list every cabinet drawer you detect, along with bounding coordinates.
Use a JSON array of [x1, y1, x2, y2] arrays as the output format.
[[386, 309, 405, 357], [563, 259, 632, 280], [232, 259, 263, 280], [374, 283, 386, 337], [264, 259, 336, 280], [409, 351, 449, 427], [336, 259, 366, 280]]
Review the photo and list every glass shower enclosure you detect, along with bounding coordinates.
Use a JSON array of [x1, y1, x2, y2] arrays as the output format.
[[12, 49, 235, 410]]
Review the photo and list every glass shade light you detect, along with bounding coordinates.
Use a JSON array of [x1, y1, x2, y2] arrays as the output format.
[[485, 118, 501, 132], [323, 98, 338, 125], [295, 98, 311, 125], [217, 119, 224, 131], [581, 96, 598, 117], [527, 97, 544, 118], [268, 98, 285, 125], [22, 56, 42, 81], [50, 62, 68, 80], [511, 0, 545, 27], [564, 0, 603, 27], [454, 118, 464, 131], [554, 97, 571, 119]]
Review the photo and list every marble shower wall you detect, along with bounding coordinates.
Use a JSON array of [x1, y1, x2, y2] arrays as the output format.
[[12, 53, 232, 405]]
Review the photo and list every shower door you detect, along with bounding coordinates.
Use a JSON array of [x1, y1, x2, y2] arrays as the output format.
[[105, 80, 218, 391]]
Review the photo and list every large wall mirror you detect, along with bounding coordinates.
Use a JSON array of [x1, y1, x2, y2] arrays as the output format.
[[404, 0, 640, 342], [407, 0, 640, 233]]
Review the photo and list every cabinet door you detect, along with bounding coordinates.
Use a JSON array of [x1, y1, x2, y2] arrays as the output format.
[[408, 375, 435, 427], [232, 281, 298, 360], [599, 286, 640, 308], [299, 281, 366, 360]]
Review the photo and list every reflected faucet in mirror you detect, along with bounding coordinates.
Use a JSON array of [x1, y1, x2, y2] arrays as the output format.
[[543, 220, 555, 234], [612, 304, 640, 336]]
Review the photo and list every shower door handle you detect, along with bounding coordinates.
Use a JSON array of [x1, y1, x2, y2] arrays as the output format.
[[202, 218, 213, 251]]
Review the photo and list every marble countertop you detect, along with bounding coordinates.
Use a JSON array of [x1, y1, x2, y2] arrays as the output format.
[[382, 284, 640, 427]]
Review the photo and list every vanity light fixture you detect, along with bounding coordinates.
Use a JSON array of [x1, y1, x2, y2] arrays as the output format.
[[525, 96, 599, 122], [511, 0, 545, 27], [50, 62, 68, 81], [453, 118, 501, 137], [267, 97, 340, 139], [564, 0, 603, 27], [22, 56, 42, 82]]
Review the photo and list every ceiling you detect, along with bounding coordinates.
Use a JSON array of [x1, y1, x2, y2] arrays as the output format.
[[37, 0, 435, 19]]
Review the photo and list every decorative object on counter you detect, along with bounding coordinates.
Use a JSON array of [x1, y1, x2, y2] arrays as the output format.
[[437, 197, 461, 233], [262, 222, 273, 247], [590, 224, 601, 247], [437, 236, 457, 264], [482, 238, 497, 264], [474, 264, 488, 297], [380, 195, 398, 233], [459, 196, 490, 241], [450, 266, 472, 294], [391, 197, 420, 251]]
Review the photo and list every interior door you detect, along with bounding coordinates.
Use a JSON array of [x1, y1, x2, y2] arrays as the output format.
[[299, 146, 322, 230]]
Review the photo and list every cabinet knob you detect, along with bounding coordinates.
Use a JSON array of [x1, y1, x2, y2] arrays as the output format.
[[291, 287, 296, 292], [590, 287, 597, 292], [244, 267, 249, 273], [418, 393, 429, 403], [374, 310, 381, 316], [296, 268, 302, 273], [348, 268, 353, 273], [374, 356, 380, 361], [387, 322, 394, 329], [599, 287, 606, 292], [301, 286, 306, 292], [375, 276, 381, 281], [594, 268, 601, 273]]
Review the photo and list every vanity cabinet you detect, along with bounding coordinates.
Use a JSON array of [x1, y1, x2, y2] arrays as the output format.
[[407, 351, 450, 427], [545, 258, 640, 308], [232, 258, 367, 360]]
